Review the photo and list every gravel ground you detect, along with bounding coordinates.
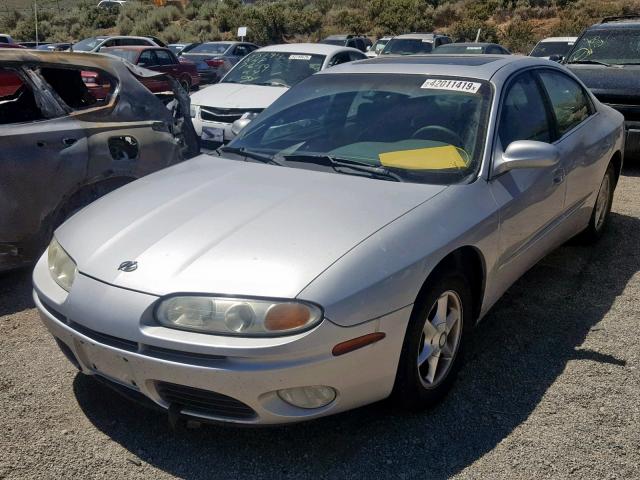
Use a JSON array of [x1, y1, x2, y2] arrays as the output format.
[[1, 167, 639, 480]]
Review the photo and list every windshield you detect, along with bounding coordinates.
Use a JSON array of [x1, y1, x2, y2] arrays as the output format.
[[103, 48, 138, 63], [382, 38, 433, 55], [372, 39, 389, 54], [223, 51, 325, 87], [566, 30, 640, 64], [229, 74, 491, 184], [188, 43, 230, 54], [436, 44, 485, 54], [530, 41, 573, 57], [73, 37, 105, 51]]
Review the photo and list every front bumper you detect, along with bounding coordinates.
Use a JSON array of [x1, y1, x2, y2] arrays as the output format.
[[191, 115, 234, 143], [623, 121, 640, 160], [33, 257, 409, 425]]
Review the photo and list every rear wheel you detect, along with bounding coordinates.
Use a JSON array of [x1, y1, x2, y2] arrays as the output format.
[[393, 271, 472, 409], [180, 76, 191, 92], [577, 162, 615, 244]]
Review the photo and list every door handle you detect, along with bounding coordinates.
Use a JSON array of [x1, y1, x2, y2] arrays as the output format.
[[62, 138, 77, 147], [553, 168, 566, 184]]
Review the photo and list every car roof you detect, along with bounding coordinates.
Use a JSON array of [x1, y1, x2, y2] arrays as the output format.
[[101, 46, 167, 51], [589, 19, 640, 29], [393, 33, 449, 40], [539, 36, 578, 42], [258, 43, 361, 55], [316, 54, 550, 80], [438, 42, 500, 47], [200, 41, 238, 45]]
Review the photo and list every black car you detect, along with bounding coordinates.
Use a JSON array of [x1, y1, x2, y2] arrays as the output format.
[[320, 35, 371, 52], [564, 15, 640, 159]]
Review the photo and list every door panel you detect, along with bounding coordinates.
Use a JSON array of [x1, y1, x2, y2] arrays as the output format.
[[490, 71, 568, 288], [0, 117, 88, 243], [537, 70, 608, 215]]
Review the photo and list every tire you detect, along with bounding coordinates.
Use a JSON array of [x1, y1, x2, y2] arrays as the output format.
[[393, 270, 472, 410], [180, 77, 191, 92], [577, 162, 616, 244]]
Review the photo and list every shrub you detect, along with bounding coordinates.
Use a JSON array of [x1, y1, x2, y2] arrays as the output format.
[[500, 18, 535, 53]]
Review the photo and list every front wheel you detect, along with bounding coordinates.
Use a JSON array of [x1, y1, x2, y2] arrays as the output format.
[[393, 271, 472, 410], [577, 162, 616, 244]]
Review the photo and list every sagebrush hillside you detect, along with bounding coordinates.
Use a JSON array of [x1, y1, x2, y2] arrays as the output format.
[[2, 0, 640, 53]]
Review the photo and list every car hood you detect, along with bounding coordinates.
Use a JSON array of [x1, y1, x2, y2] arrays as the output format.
[[190, 83, 288, 110], [566, 64, 640, 102], [57, 155, 446, 298]]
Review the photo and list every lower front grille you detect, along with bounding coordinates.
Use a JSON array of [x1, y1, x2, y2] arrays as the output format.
[[155, 381, 257, 420], [200, 107, 261, 124]]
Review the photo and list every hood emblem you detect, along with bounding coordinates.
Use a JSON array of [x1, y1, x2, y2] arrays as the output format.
[[118, 261, 138, 272]]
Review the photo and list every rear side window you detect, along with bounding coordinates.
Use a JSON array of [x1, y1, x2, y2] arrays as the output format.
[[328, 51, 352, 67], [123, 38, 151, 46], [42, 67, 116, 109], [499, 72, 552, 147], [0, 68, 42, 123], [234, 45, 250, 56], [155, 50, 175, 65], [0, 66, 116, 124], [538, 70, 591, 137]]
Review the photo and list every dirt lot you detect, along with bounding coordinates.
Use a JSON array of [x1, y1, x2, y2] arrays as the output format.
[[1, 167, 639, 480]]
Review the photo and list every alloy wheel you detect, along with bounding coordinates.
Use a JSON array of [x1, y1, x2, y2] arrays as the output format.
[[594, 170, 612, 231], [417, 290, 463, 389]]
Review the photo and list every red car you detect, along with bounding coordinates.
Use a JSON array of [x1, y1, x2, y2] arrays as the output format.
[[82, 46, 199, 98], [0, 69, 23, 98]]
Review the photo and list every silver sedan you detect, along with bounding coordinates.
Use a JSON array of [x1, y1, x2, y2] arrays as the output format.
[[33, 55, 624, 425]]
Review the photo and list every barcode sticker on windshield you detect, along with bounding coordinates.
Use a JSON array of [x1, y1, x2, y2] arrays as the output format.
[[289, 54, 312, 60], [421, 79, 481, 94]]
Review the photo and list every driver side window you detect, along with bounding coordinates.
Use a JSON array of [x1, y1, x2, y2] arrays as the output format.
[[499, 71, 552, 148], [138, 50, 157, 67]]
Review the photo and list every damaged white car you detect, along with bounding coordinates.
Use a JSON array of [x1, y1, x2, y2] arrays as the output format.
[[0, 50, 198, 271]]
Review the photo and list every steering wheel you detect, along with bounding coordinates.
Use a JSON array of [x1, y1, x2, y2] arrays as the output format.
[[411, 125, 464, 148]]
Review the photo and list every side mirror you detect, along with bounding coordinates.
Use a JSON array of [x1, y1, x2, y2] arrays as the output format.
[[549, 54, 563, 62], [493, 140, 560, 176]]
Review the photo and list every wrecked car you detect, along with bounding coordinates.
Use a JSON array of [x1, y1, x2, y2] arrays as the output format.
[[0, 50, 199, 272]]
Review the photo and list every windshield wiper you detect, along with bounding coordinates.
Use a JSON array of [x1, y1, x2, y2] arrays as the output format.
[[282, 153, 403, 182], [219, 146, 284, 166], [566, 59, 611, 67]]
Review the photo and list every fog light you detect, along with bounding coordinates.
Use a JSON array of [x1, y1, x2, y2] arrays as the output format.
[[277, 386, 336, 409]]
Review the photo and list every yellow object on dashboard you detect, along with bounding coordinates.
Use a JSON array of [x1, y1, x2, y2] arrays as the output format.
[[379, 145, 468, 170]]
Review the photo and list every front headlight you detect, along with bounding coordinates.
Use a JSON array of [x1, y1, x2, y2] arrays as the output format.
[[231, 111, 259, 136], [47, 238, 77, 292], [156, 296, 323, 336], [189, 104, 198, 118]]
